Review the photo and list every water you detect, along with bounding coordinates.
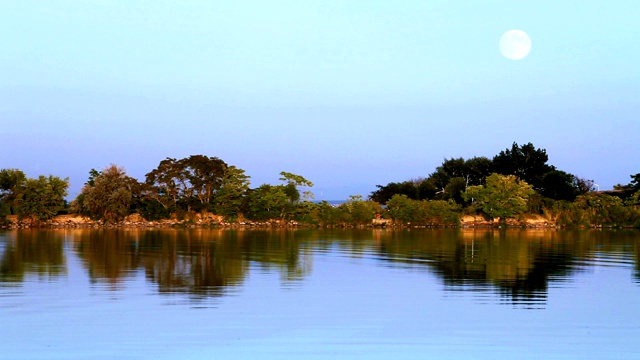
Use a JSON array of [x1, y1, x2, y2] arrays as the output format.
[[1, 228, 639, 359]]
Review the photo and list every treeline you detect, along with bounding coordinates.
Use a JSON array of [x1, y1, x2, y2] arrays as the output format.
[[1, 143, 639, 228], [0, 155, 382, 227], [371, 142, 640, 227]]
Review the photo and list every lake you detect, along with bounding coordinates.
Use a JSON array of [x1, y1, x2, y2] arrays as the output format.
[[1, 228, 639, 359]]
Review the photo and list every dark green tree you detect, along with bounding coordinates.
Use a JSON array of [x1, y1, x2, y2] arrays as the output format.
[[539, 170, 579, 201], [369, 181, 418, 204], [492, 142, 554, 190]]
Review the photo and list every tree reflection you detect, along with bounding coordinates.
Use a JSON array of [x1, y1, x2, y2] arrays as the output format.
[[138, 230, 247, 297], [1, 228, 638, 304], [0, 230, 66, 283], [69, 229, 315, 297], [372, 229, 594, 307]]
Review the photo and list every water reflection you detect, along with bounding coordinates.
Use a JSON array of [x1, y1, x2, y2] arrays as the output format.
[[0, 230, 66, 283], [1, 228, 639, 305]]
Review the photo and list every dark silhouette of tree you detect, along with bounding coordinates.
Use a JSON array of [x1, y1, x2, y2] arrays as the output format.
[[492, 142, 554, 190]]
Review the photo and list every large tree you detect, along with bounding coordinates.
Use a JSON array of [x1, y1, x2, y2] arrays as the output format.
[[369, 181, 419, 204], [76, 165, 138, 223], [492, 142, 554, 190], [15, 175, 68, 222], [144, 155, 228, 211], [539, 170, 579, 201], [463, 173, 535, 220]]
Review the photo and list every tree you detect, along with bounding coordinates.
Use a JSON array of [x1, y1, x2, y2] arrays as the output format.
[[243, 184, 289, 220], [0, 169, 27, 216], [340, 195, 381, 225], [144, 155, 228, 212], [369, 181, 418, 204], [386, 194, 419, 224], [614, 173, 640, 192], [539, 170, 578, 201], [574, 176, 597, 194], [443, 177, 467, 204], [15, 175, 69, 222], [463, 173, 535, 220], [76, 165, 138, 223], [279, 171, 314, 203], [492, 142, 554, 190], [213, 166, 251, 217]]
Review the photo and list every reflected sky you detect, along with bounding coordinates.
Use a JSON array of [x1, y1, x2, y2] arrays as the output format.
[[1, 228, 639, 307], [1, 229, 640, 359]]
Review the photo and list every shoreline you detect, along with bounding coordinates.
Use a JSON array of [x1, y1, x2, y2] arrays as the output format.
[[4, 213, 633, 230]]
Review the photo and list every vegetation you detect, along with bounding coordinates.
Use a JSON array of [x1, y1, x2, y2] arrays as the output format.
[[74, 165, 137, 223], [0, 169, 68, 223], [1, 143, 639, 228], [463, 174, 535, 220]]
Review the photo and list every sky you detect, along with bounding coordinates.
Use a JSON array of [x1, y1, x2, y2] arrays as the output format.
[[1, 0, 639, 200]]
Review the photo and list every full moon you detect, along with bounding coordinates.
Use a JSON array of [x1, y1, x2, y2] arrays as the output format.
[[499, 30, 531, 60]]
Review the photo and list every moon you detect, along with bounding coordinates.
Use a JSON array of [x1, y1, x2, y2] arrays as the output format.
[[499, 30, 531, 60]]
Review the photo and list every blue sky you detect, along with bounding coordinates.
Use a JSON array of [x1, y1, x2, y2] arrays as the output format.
[[1, 1, 638, 199]]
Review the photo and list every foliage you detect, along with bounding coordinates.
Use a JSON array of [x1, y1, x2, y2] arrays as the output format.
[[242, 184, 289, 221], [463, 174, 535, 220], [492, 142, 554, 191], [370, 157, 492, 205], [369, 181, 419, 204], [385, 194, 460, 226], [0, 169, 27, 216], [144, 155, 228, 211], [338, 195, 382, 225], [573, 177, 597, 194], [279, 171, 314, 203], [75, 165, 138, 223], [213, 166, 251, 217], [241, 172, 313, 221], [539, 170, 578, 201], [15, 175, 69, 222]]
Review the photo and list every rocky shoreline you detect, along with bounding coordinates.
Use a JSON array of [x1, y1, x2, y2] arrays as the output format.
[[1, 213, 562, 230]]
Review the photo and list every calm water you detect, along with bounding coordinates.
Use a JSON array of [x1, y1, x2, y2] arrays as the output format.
[[1, 228, 639, 359]]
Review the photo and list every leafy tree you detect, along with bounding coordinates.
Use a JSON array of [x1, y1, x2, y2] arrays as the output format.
[[492, 142, 553, 190], [279, 171, 314, 203], [626, 190, 640, 206], [574, 176, 597, 194], [369, 181, 418, 204], [429, 157, 494, 197], [313, 201, 340, 226], [443, 177, 467, 204], [213, 166, 251, 217], [339, 195, 381, 225], [15, 175, 69, 222], [386, 194, 420, 224], [539, 170, 578, 201], [614, 173, 640, 193], [243, 184, 289, 221], [76, 165, 138, 223], [144, 155, 228, 212], [144, 157, 182, 209], [463, 173, 535, 220], [631, 173, 640, 191], [0, 169, 27, 216], [425, 200, 460, 225]]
